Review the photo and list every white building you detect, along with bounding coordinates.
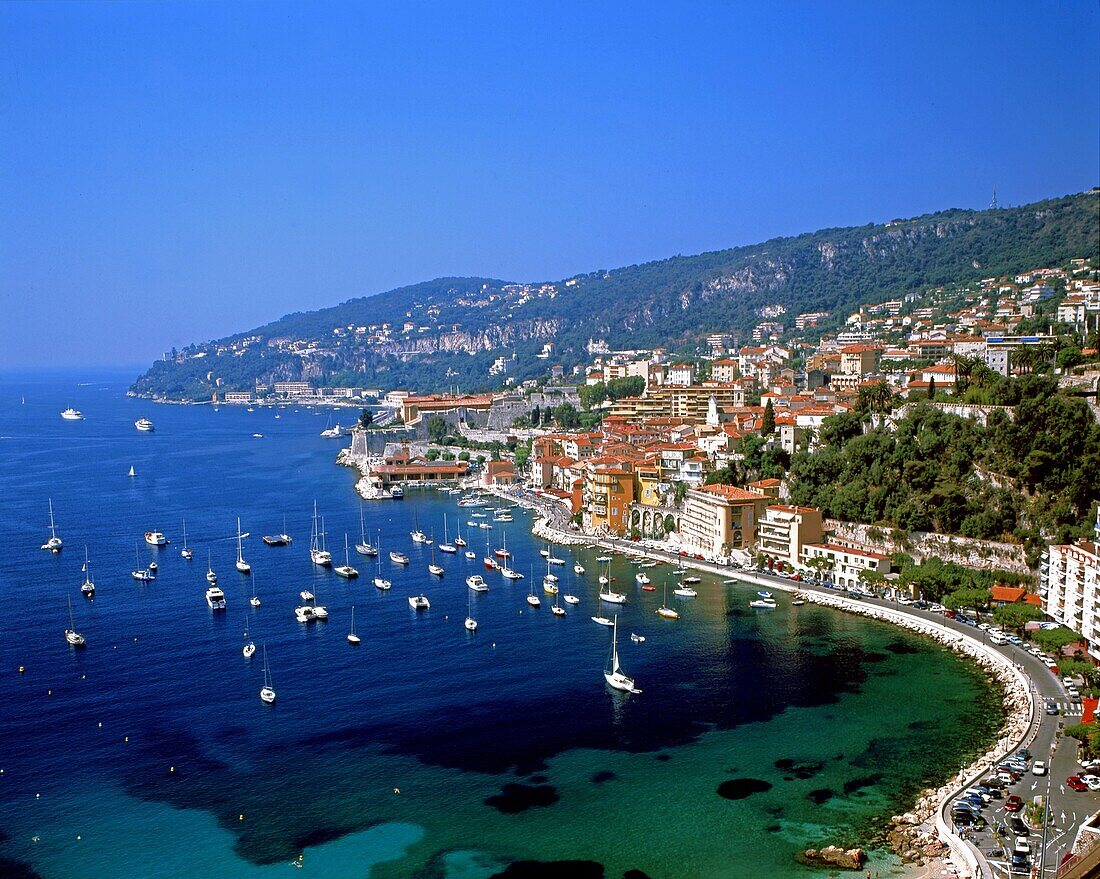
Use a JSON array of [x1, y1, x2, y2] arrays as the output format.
[[802, 542, 892, 590], [1041, 512, 1100, 661]]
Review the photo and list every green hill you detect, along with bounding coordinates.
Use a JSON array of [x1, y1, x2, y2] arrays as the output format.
[[131, 190, 1099, 399]]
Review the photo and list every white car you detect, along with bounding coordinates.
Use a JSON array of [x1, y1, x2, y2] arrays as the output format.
[[930, 603, 946, 613], [1081, 775, 1100, 791], [1014, 836, 1030, 855], [1032, 761, 1047, 776]]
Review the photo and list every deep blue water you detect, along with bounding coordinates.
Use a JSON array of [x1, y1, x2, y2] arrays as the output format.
[[0, 376, 1001, 879]]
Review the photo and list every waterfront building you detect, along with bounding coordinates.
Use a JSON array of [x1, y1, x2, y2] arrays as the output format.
[[757, 505, 825, 569], [680, 484, 767, 559], [582, 458, 635, 535], [801, 542, 892, 590], [1041, 513, 1100, 661]]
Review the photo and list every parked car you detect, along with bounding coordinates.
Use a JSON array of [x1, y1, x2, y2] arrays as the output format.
[[1004, 795, 1024, 812], [1032, 761, 1047, 776], [1009, 815, 1030, 835], [1014, 836, 1031, 855], [1010, 854, 1030, 872], [1068, 687, 1081, 699], [1067, 776, 1089, 792], [1082, 775, 1100, 791], [930, 603, 945, 612], [1017, 748, 1032, 761]]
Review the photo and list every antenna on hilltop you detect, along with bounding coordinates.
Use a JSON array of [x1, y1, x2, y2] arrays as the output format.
[[990, 187, 999, 211]]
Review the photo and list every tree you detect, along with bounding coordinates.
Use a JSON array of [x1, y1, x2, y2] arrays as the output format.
[[425, 448, 441, 461], [927, 377, 936, 400], [761, 399, 775, 435], [673, 481, 688, 507], [427, 416, 447, 443], [553, 402, 579, 428], [458, 450, 471, 462], [514, 440, 532, 471], [358, 408, 374, 428], [531, 404, 540, 425], [992, 603, 1044, 633]]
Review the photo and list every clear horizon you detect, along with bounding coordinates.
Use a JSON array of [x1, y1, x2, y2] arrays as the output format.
[[2, 1, 1098, 369]]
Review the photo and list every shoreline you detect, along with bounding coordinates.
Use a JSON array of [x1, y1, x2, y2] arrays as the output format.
[[485, 484, 1032, 878]]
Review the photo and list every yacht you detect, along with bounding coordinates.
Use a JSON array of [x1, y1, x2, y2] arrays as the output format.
[[300, 590, 315, 601], [311, 593, 328, 619], [259, 646, 276, 703], [65, 597, 86, 647], [428, 539, 444, 577], [243, 639, 255, 659], [132, 544, 153, 582], [295, 605, 317, 623], [631, 633, 646, 642], [408, 594, 430, 610], [180, 521, 193, 560], [749, 597, 777, 609], [334, 534, 359, 579], [596, 555, 612, 563], [410, 513, 431, 544], [501, 566, 523, 580], [453, 523, 467, 548], [657, 584, 680, 619], [673, 585, 698, 598], [205, 586, 226, 610], [60, 407, 84, 420], [80, 548, 95, 597], [599, 589, 627, 604], [389, 486, 404, 500], [466, 574, 489, 593], [636, 572, 650, 585], [134, 417, 155, 432], [493, 533, 511, 559], [574, 563, 585, 575], [604, 617, 641, 694], [309, 502, 332, 566], [42, 499, 63, 553], [564, 593, 580, 605], [145, 530, 167, 546], [389, 550, 409, 565], [591, 615, 614, 627], [235, 519, 251, 573], [347, 606, 361, 645], [464, 548, 477, 560]]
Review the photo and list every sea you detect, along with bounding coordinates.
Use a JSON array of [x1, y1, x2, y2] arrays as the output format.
[[0, 373, 1003, 879]]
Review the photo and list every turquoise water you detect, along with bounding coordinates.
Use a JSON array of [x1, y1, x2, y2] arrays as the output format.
[[0, 377, 1002, 878]]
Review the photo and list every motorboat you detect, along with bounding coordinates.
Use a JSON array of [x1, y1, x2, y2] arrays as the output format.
[[642, 585, 656, 592], [42, 499, 63, 553], [750, 597, 777, 609], [300, 590, 314, 601], [630, 633, 645, 642], [295, 606, 316, 623], [389, 486, 404, 499], [205, 586, 226, 610], [61, 407, 84, 420], [792, 599, 807, 606], [636, 572, 650, 585], [145, 530, 167, 547], [757, 590, 773, 599], [408, 594, 430, 610], [466, 575, 489, 592], [464, 550, 477, 560], [574, 563, 585, 575], [134, 417, 155, 432], [604, 617, 641, 694], [564, 594, 580, 605], [596, 555, 612, 563], [674, 585, 697, 598], [389, 550, 409, 565], [591, 616, 614, 627], [682, 576, 701, 584]]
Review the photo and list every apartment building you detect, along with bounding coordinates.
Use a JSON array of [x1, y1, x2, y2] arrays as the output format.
[[1041, 513, 1100, 661], [801, 542, 892, 590], [756, 505, 825, 569], [680, 485, 767, 559]]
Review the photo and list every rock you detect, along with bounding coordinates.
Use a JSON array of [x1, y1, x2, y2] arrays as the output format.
[[800, 846, 866, 870]]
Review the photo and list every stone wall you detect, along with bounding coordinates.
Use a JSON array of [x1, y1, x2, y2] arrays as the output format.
[[824, 519, 1031, 575]]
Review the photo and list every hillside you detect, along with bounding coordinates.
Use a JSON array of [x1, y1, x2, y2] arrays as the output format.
[[131, 190, 1099, 399]]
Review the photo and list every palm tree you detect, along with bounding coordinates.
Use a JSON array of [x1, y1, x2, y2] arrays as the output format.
[[857, 381, 894, 428]]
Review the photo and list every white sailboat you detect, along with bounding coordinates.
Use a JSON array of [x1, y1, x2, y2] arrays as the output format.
[[132, 544, 153, 582], [206, 549, 217, 584], [310, 502, 332, 566], [604, 617, 640, 694], [355, 503, 377, 556], [410, 512, 430, 545], [347, 605, 361, 644], [42, 498, 63, 552], [335, 534, 359, 579], [80, 547, 95, 597], [574, 563, 585, 575], [128, 465, 136, 478], [235, 518, 251, 573], [374, 535, 392, 590], [657, 582, 680, 619], [454, 520, 467, 548], [428, 537, 444, 576], [250, 576, 261, 607], [551, 588, 566, 616], [599, 561, 626, 604], [260, 646, 276, 703], [439, 514, 457, 553], [465, 590, 478, 631], [180, 520, 193, 560], [65, 595, 86, 647], [243, 613, 255, 658]]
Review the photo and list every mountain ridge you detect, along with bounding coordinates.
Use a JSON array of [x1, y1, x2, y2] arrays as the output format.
[[132, 189, 1100, 399]]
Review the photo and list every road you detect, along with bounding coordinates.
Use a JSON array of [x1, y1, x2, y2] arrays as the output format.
[[496, 486, 1098, 877]]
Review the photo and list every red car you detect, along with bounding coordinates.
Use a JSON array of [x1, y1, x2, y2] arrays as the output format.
[[1068, 776, 1089, 792], [1004, 795, 1023, 812]]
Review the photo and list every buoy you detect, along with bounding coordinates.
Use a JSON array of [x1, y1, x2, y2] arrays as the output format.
[[76, 835, 81, 840], [124, 736, 129, 743], [48, 690, 52, 695], [239, 814, 244, 821], [81, 674, 86, 679], [98, 722, 102, 728], [393, 787, 400, 794], [18, 666, 24, 674], [170, 766, 174, 773]]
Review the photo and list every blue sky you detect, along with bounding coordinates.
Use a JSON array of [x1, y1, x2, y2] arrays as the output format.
[[1, 2, 1097, 370]]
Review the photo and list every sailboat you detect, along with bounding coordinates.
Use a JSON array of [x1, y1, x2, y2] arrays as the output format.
[[260, 646, 276, 703], [483, 533, 499, 570], [347, 605, 361, 644], [310, 502, 332, 566], [526, 565, 541, 607], [465, 590, 478, 631], [127, 465, 136, 478], [355, 504, 377, 556], [80, 547, 95, 597], [235, 518, 251, 573], [551, 588, 566, 616], [604, 617, 640, 694], [335, 534, 359, 578], [243, 612, 255, 658], [428, 537, 444, 576], [599, 560, 626, 604], [454, 520, 467, 548], [494, 531, 510, 559], [543, 557, 559, 595], [206, 549, 217, 584], [250, 575, 261, 607], [657, 581, 680, 619], [410, 512, 430, 544], [574, 562, 585, 575], [439, 515, 457, 553], [408, 593, 430, 610], [131, 544, 153, 582], [263, 515, 292, 546], [65, 595, 86, 646], [374, 539, 392, 590], [180, 521, 193, 560], [42, 499, 63, 552]]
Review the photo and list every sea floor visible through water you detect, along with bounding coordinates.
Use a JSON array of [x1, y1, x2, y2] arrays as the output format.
[[0, 376, 1002, 878]]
